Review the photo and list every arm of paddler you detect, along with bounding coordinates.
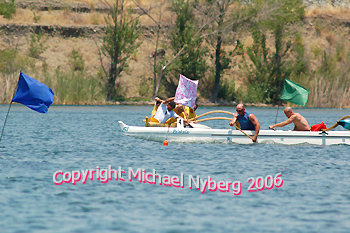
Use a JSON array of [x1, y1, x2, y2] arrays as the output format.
[[229, 113, 238, 126], [249, 113, 260, 143], [170, 111, 189, 124], [154, 97, 162, 102], [155, 96, 175, 104], [163, 97, 175, 104], [269, 117, 294, 130], [165, 111, 182, 124]]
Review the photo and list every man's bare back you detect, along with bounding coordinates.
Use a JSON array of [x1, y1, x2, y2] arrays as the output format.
[[269, 107, 310, 131], [289, 113, 310, 131]]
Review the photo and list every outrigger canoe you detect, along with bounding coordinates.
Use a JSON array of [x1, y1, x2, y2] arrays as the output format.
[[118, 120, 350, 146]]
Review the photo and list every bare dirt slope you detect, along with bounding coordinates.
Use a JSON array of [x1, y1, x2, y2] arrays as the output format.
[[0, 0, 168, 101]]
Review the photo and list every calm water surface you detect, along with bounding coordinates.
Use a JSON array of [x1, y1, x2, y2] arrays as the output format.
[[0, 105, 349, 232]]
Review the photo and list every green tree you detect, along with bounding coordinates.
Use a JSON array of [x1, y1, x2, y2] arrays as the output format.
[[241, 0, 305, 104], [0, 0, 16, 19], [131, 0, 166, 100], [194, 0, 236, 102], [28, 32, 48, 59], [101, 0, 142, 101], [69, 49, 85, 72], [240, 28, 274, 103], [264, 0, 305, 103], [163, 0, 208, 94]]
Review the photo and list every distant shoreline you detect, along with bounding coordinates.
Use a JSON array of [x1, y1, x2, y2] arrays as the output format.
[[3, 101, 346, 109]]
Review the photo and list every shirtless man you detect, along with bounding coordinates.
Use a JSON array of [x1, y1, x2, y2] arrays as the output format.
[[269, 107, 310, 131]]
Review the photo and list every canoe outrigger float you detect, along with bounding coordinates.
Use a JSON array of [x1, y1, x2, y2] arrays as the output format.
[[118, 111, 350, 146]]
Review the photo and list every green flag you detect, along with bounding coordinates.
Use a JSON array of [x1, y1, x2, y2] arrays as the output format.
[[280, 79, 309, 106]]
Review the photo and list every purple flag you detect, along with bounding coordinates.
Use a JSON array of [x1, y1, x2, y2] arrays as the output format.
[[174, 74, 198, 109]]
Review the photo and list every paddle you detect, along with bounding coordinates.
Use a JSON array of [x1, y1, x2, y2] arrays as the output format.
[[194, 117, 255, 141], [190, 116, 255, 141], [185, 110, 256, 142], [322, 116, 350, 131], [231, 124, 255, 141]]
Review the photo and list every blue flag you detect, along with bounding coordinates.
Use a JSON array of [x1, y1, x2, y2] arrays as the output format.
[[12, 72, 54, 113]]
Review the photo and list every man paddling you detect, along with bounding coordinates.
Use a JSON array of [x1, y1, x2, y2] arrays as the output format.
[[229, 103, 260, 142], [269, 107, 310, 131]]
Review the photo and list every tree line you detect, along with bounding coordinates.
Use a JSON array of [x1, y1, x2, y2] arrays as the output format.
[[103, 0, 308, 104], [1, 0, 350, 107]]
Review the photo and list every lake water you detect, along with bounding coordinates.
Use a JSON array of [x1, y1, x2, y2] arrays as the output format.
[[0, 105, 350, 232]]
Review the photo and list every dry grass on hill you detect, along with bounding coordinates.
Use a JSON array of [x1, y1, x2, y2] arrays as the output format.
[[0, 0, 173, 26], [1, 1, 350, 106], [0, 0, 176, 102], [72, 0, 156, 8], [306, 4, 350, 19], [2, 1, 349, 26], [0, 8, 105, 26]]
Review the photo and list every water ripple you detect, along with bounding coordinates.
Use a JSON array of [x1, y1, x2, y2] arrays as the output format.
[[0, 106, 350, 232]]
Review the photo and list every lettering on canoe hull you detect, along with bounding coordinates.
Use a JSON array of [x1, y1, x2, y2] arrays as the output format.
[[172, 129, 189, 134], [122, 127, 129, 133]]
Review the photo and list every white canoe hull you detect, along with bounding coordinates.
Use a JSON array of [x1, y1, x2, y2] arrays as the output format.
[[118, 121, 350, 146]]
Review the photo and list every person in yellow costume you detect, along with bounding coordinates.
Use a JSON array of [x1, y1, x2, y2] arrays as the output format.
[[184, 104, 198, 123], [150, 97, 186, 124], [165, 103, 186, 124], [152, 97, 186, 124]]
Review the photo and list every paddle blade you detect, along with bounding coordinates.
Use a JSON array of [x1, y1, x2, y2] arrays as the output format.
[[338, 119, 350, 130]]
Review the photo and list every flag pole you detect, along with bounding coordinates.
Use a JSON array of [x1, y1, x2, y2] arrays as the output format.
[[274, 72, 284, 124], [274, 104, 279, 124], [0, 101, 14, 142], [0, 73, 20, 143]]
